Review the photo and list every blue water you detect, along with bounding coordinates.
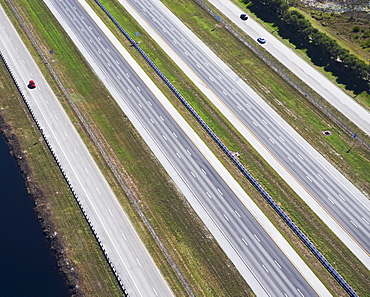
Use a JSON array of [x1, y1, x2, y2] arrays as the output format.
[[0, 133, 69, 297]]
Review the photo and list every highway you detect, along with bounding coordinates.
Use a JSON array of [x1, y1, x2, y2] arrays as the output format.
[[116, 0, 370, 264], [0, 4, 173, 297], [42, 0, 332, 295], [212, 0, 370, 136]]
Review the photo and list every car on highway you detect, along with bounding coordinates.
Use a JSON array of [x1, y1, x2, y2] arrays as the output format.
[[257, 37, 266, 44], [28, 80, 36, 89], [240, 14, 248, 21]]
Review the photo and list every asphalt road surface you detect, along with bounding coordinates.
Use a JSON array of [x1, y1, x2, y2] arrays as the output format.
[[211, 0, 370, 136], [118, 0, 370, 263], [0, 4, 173, 297], [43, 0, 332, 296]]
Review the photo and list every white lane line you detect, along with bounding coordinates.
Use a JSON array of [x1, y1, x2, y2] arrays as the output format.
[[117, 75, 121, 80], [246, 103, 251, 108], [350, 220, 358, 228], [74, 149, 78, 155], [297, 288, 304, 297], [262, 264, 269, 273], [279, 136, 285, 142], [150, 118, 154, 124], [339, 194, 346, 201], [136, 258, 142, 267], [274, 260, 282, 269], [237, 105, 242, 110], [121, 232, 127, 241], [173, 132, 178, 138], [223, 214, 229, 221], [84, 167, 89, 174], [152, 287, 159, 296], [252, 121, 258, 126], [231, 88, 236, 93], [235, 210, 241, 217], [269, 138, 275, 144], [159, 116, 164, 121], [254, 234, 260, 242], [138, 103, 142, 108], [317, 173, 324, 179], [176, 152, 181, 159], [201, 168, 207, 175], [96, 188, 100, 194], [306, 175, 313, 182], [362, 217, 369, 225], [162, 135, 167, 141], [186, 149, 191, 155], [217, 189, 223, 196], [147, 101, 152, 106], [108, 209, 113, 217], [262, 119, 267, 125], [190, 171, 195, 177], [327, 197, 335, 204], [287, 156, 294, 162], [241, 237, 248, 246], [206, 192, 211, 199], [298, 154, 304, 160]]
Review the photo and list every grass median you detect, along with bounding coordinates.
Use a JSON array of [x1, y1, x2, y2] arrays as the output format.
[[1, 0, 254, 296], [3, 0, 369, 296], [89, 0, 370, 295]]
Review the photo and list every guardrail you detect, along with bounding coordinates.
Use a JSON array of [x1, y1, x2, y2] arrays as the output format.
[[1, 49, 133, 294], [0, 48, 132, 295], [193, 0, 370, 152], [94, 1, 358, 296]]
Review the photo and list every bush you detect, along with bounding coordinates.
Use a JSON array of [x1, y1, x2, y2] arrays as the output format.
[[352, 25, 361, 32]]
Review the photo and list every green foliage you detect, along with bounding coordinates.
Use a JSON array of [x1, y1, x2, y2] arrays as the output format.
[[361, 39, 370, 48], [352, 25, 361, 32], [362, 30, 370, 38], [278, 9, 369, 81]]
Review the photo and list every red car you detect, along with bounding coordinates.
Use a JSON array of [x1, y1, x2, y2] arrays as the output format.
[[28, 80, 36, 89]]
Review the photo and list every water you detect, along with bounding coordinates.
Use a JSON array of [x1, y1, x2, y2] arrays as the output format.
[[0, 133, 69, 297]]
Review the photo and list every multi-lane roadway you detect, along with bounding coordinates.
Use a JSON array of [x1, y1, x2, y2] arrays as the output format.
[[211, 0, 370, 136], [42, 0, 332, 295], [117, 0, 370, 265], [0, 4, 173, 297]]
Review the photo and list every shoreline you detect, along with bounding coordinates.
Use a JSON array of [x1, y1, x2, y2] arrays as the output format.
[[0, 114, 82, 297]]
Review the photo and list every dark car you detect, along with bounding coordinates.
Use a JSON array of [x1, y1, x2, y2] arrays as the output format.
[[240, 14, 248, 21], [28, 80, 36, 89], [257, 37, 266, 44]]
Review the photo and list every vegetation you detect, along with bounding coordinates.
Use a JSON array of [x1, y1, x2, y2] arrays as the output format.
[[244, 0, 370, 94], [2, 0, 370, 295], [96, 0, 370, 295], [1, 0, 254, 296]]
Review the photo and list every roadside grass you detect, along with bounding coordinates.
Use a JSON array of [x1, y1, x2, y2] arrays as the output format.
[[3, 1, 255, 296], [93, 0, 370, 295], [0, 54, 122, 295], [3, 0, 370, 296]]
